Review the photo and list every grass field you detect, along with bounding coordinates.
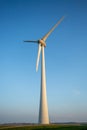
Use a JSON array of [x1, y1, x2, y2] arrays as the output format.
[[0, 124, 87, 130]]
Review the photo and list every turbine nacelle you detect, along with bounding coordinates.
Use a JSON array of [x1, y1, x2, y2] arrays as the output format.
[[38, 39, 46, 47]]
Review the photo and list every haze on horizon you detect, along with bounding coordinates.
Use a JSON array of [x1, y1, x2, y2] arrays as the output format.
[[0, 0, 87, 124]]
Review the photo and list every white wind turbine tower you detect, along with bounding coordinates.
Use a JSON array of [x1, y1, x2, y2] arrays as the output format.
[[24, 16, 65, 124]]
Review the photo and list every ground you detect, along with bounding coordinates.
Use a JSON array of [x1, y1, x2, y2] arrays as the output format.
[[0, 124, 87, 130]]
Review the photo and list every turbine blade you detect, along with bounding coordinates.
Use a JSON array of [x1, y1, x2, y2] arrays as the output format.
[[42, 16, 65, 41], [36, 44, 41, 72], [24, 40, 38, 43]]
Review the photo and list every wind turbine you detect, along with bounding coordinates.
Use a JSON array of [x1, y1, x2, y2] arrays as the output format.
[[24, 16, 65, 124]]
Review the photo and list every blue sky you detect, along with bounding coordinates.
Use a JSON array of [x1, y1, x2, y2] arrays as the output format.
[[0, 0, 87, 124]]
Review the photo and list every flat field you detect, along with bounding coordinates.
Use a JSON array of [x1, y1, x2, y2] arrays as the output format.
[[0, 124, 87, 130]]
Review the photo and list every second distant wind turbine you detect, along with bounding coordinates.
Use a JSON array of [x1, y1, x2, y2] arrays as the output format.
[[24, 16, 65, 124]]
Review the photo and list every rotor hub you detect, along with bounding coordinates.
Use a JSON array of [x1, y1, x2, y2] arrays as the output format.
[[38, 39, 46, 47]]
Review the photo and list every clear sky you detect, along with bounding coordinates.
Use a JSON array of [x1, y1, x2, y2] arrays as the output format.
[[0, 0, 87, 124]]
